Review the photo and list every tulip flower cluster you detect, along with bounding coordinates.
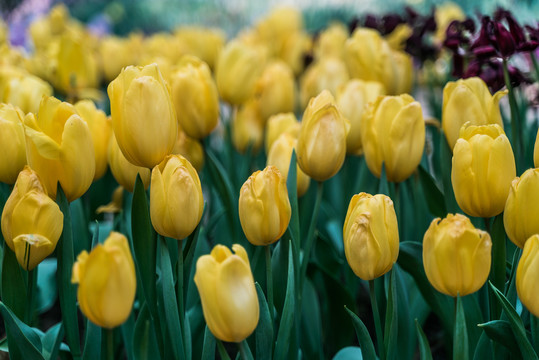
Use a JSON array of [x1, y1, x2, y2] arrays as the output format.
[[2, 3, 539, 360]]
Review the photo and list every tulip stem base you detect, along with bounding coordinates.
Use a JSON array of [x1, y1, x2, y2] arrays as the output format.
[[217, 340, 232, 360], [25, 269, 36, 325], [300, 181, 323, 288], [265, 245, 274, 324], [176, 241, 186, 352], [369, 279, 385, 360], [106, 328, 114, 360], [238, 340, 254, 360]]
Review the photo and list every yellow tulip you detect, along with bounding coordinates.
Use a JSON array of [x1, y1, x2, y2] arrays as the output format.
[[534, 129, 539, 167], [442, 77, 507, 150], [99, 36, 141, 83], [391, 49, 414, 95], [504, 168, 539, 248], [108, 135, 150, 193], [0, 104, 26, 184], [108, 63, 177, 168], [336, 80, 386, 155], [175, 26, 225, 69], [452, 123, 516, 218], [150, 155, 204, 240], [215, 40, 266, 105], [314, 22, 348, 60], [1, 72, 53, 114], [267, 133, 311, 197], [24, 96, 95, 201], [1, 166, 63, 271], [279, 30, 311, 76], [300, 57, 349, 108], [361, 94, 425, 182], [172, 127, 205, 172], [96, 186, 123, 215], [516, 234, 539, 317], [194, 244, 259, 343], [72, 232, 136, 328], [170, 56, 219, 140], [264, 113, 300, 154], [74, 100, 112, 181], [254, 6, 303, 58], [254, 61, 296, 121], [343, 192, 399, 280], [239, 166, 291, 246], [232, 98, 265, 154], [423, 213, 491, 297], [297, 90, 350, 182]]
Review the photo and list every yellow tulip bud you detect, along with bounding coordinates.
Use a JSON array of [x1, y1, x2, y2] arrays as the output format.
[[232, 99, 265, 154], [215, 40, 266, 105], [336, 80, 386, 155], [265, 113, 300, 154], [194, 244, 259, 343], [343, 192, 399, 280], [72, 232, 136, 328], [24, 96, 95, 201], [170, 56, 219, 139], [442, 77, 507, 150], [1, 73, 53, 114], [267, 133, 311, 197], [108, 135, 150, 193], [255, 6, 303, 59], [314, 22, 348, 60], [534, 130, 539, 168], [391, 49, 413, 95], [108, 63, 177, 168], [174, 27, 225, 69], [361, 94, 425, 182], [99, 36, 140, 83], [503, 168, 539, 248], [1, 166, 63, 271], [516, 234, 539, 317], [423, 214, 491, 297], [150, 155, 204, 240], [74, 100, 112, 181], [56, 30, 99, 94], [279, 30, 311, 76], [451, 123, 516, 218], [254, 61, 296, 121], [297, 90, 349, 182], [300, 57, 349, 109], [0, 104, 26, 184], [239, 166, 291, 246], [172, 127, 205, 172]]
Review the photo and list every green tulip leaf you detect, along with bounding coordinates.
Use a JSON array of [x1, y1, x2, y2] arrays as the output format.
[[201, 325, 216, 360], [274, 243, 296, 360], [286, 150, 300, 247], [439, 130, 460, 213], [344, 306, 377, 360], [70, 198, 90, 256], [1, 244, 27, 321], [384, 269, 399, 360], [36, 259, 57, 314], [332, 346, 364, 360], [56, 184, 81, 358], [478, 320, 519, 355], [133, 303, 160, 360], [301, 278, 323, 360], [41, 322, 64, 360], [472, 332, 494, 360], [415, 319, 433, 360], [183, 205, 206, 301], [378, 163, 389, 196], [490, 282, 538, 360], [454, 295, 469, 360], [255, 282, 273, 360], [417, 165, 446, 218], [0, 302, 44, 360], [81, 318, 101, 360], [121, 314, 136, 360]]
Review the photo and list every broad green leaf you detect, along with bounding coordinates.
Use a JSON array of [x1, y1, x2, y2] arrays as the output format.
[[439, 130, 460, 213], [415, 319, 433, 360], [417, 165, 446, 218], [255, 283, 273, 360], [274, 243, 295, 360], [133, 304, 160, 360], [1, 245, 27, 320], [378, 163, 389, 196], [36, 259, 57, 314], [384, 270, 398, 360], [81, 318, 101, 360], [332, 346, 364, 360], [344, 306, 377, 360], [201, 326, 216, 360], [42, 323, 64, 360], [454, 295, 469, 360], [70, 198, 90, 255], [0, 302, 44, 360], [301, 278, 323, 360], [286, 150, 300, 250], [479, 320, 519, 355], [472, 332, 494, 360]]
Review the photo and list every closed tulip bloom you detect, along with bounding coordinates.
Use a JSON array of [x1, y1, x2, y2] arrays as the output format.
[[171, 56, 219, 139], [0, 104, 26, 184], [75, 100, 112, 181], [442, 77, 507, 150], [361, 94, 425, 183], [72, 232, 136, 328], [254, 61, 296, 121], [314, 22, 348, 60], [175, 27, 225, 69], [534, 130, 539, 167], [239, 166, 291, 246], [1, 166, 63, 271], [172, 127, 205, 172], [297, 90, 350, 182], [232, 99, 265, 154], [343, 193, 399, 280], [99, 36, 141, 83], [300, 57, 349, 108], [215, 40, 266, 105], [391, 50, 413, 95], [337, 80, 386, 155], [24, 96, 95, 201], [108, 135, 150, 193], [516, 235, 539, 317], [423, 214, 492, 297], [265, 113, 300, 154], [108, 63, 177, 168], [267, 133, 311, 197], [504, 169, 539, 248], [150, 155, 204, 240], [452, 124, 516, 218], [2, 74, 53, 114], [194, 244, 259, 343]]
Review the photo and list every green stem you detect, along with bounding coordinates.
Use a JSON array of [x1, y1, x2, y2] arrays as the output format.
[[25, 269, 35, 325], [265, 245, 274, 325], [216, 340, 232, 360], [300, 181, 323, 288], [369, 279, 385, 360], [238, 340, 254, 360], [502, 57, 522, 173], [486, 216, 505, 319], [177, 240, 186, 355], [107, 329, 114, 360]]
